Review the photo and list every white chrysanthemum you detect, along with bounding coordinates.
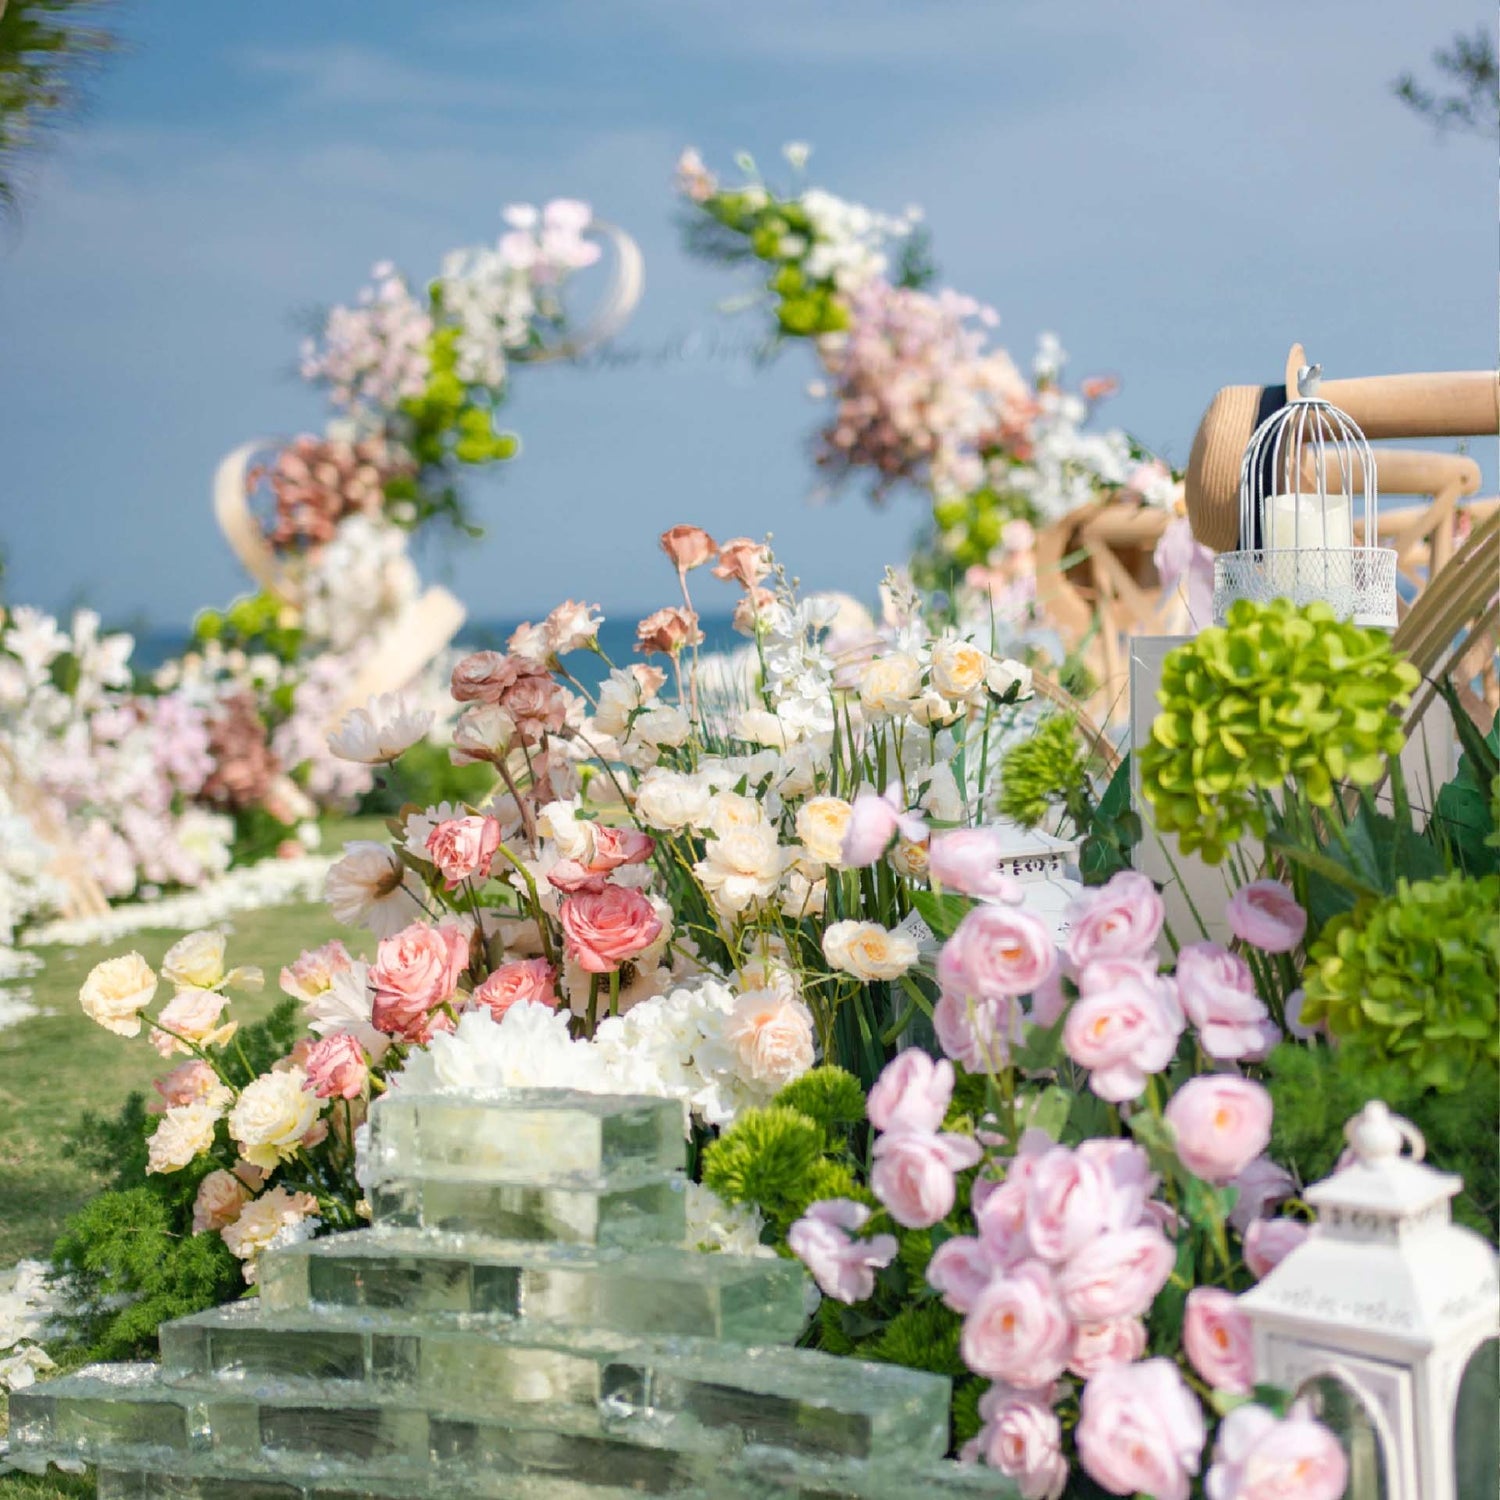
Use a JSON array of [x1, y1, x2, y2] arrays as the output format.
[[327, 691, 434, 765], [324, 841, 421, 938], [684, 1181, 774, 1257], [397, 1004, 609, 1094]]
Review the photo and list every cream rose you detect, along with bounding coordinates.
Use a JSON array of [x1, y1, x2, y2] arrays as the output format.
[[796, 796, 855, 867], [632, 705, 691, 749], [930, 638, 991, 701], [146, 1100, 221, 1175], [537, 797, 596, 862], [723, 990, 816, 1090], [228, 1068, 324, 1171], [737, 708, 794, 749], [695, 823, 785, 915], [823, 920, 920, 981], [221, 1186, 320, 1284], [593, 664, 665, 738], [890, 837, 930, 879], [859, 652, 923, 716], [780, 868, 826, 919], [161, 930, 227, 989], [634, 769, 712, 830], [79, 952, 158, 1037]]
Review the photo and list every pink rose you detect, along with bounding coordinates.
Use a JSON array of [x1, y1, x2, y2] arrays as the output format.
[[1024, 1143, 1146, 1264], [303, 1032, 368, 1100], [787, 1199, 897, 1304], [841, 783, 925, 868], [279, 939, 353, 1004], [425, 814, 502, 889], [559, 884, 663, 974], [1076, 1138, 1158, 1229], [659, 524, 718, 573], [867, 1049, 954, 1134], [192, 1169, 251, 1234], [1205, 1402, 1347, 1500], [1165, 1076, 1273, 1184], [933, 988, 1023, 1073], [1183, 1287, 1254, 1394], [1066, 871, 1165, 968], [1077, 1359, 1204, 1500], [977, 1388, 1069, 1500], [635, 606, 703, 656], [961, 1261, 1072, 1390], [1227, 1155, 1295, 1234], [470, 959, 560, 1021], [871, 1128, 982, 1229], [1067, 1316, 1147, 1379], [1175, 942, 1272, 1061], [1225, 880, 1307, 955], [1243, 1217, 1308, 1280], [926, 1235, 1002, 1313], [928, 828, 1024, 903], [499, 667, 567, 742], [150, 988, 233, 1059], [150, 1059, 224, 1114], [1063, 961, 1183, 1102], [450, 651, 519, 705], [1056, 1225, 1175, 1323], [369, 921, 471, 1042], [940, 905, 1057, 1002]]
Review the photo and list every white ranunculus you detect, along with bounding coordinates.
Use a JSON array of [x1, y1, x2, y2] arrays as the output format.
[[634, 769, 712, 831]]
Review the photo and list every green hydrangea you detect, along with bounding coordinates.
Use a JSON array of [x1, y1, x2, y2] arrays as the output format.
[[998, 716, 1086, 828], [1138, 599, 1420, 863], [1299, 873, 1500, 1092]]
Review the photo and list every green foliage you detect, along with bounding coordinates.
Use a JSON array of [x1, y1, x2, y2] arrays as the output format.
[[864, 1299, 962, 1376], [1138, 599, 1420, 863], [1431, 706, 1500, 877], [998, 715, 1086, 828], [1266, 1041, 1498, 1237], [192, 591, 305, 665], [910, 889, 977, 940], [1078, 755, 1140, 885], [1299, 873, 1499, 1091], [701, 1106, 831, 1233], [357, 738, 495, 817], [772, 1066, 867, 1140]]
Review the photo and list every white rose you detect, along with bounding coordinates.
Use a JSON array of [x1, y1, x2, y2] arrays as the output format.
[[780, 868, 826, 919], [536, 797, 595, 862], [633, 705, 691, 748], [822, 920, 919, 981], [930, 638, 991, 702], [146, 1100, 221, 1175], [634, 769, 712, 830], [707, 791, 766, 838], [228, 1069, 324, 1172], [920, 763, 965, 823], [737, 708, 794, 749], [908, 689, 961, 728], [79, 952, 158, 1037], [858, 652, 922, 716], [986, 657, 1034, 700], [795, 796, 854, 867], [773, 738, 831, 799], [593, 665, 663, 738], [695, 823, 785, 915], [722, 990, 816, 1090], [451, 705, 517, 766]]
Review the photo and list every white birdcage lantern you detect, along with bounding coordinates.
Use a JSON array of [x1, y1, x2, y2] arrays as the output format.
[[1238, 1101, 1499, 1500], [1212, 362, 1399, 626]]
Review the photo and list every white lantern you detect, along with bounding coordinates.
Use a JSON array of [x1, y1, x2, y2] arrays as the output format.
[[1239, 1101, 1499, 1500]]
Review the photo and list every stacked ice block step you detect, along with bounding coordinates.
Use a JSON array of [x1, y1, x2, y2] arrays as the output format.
[[9, 1090, 1018, 1498]]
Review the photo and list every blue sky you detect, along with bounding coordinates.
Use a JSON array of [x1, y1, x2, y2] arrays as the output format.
[[0, 0, 1491, 628]]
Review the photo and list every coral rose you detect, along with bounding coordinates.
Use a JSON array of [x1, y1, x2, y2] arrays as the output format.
[[1165, 1076, 1273, 1184], [559, 884, 662, 973], [150, 1059, 231, 1115], [659, 524, 718, 572], [369, 921, 472, 1041], [470, 959, 560, 1021], [425, 814, 502, 889]]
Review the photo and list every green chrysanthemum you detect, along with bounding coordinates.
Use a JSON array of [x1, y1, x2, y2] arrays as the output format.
[[1138, 599, 1420, 863], [998, 715, 1086, 828], [1299, 872, 1500, 1092]]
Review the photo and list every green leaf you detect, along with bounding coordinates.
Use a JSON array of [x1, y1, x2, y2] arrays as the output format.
[[910, 889, 977, 940], [1016, 1085, 1072, 1141], [1012, 1012, 1067, 1072]]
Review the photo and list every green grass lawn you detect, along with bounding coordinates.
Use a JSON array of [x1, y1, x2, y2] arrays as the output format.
[[0, 826, 380, 1497]]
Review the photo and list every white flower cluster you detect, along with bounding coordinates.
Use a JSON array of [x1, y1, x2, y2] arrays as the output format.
[[0, 1259, 65, 1392], [799, 188, 919, 292], [0, 782, 63, 947], [298, 513, 420, 655]]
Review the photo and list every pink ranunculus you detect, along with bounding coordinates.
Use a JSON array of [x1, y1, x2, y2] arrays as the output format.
[[303, 1032, 368, 1100], [867, 1049, 955, 1134], [871, 1128, 982, 1229], [787, 1199, 897, 1305], [841, 783, 925, 868], [1225, 880, 1307, 955], [1183, 1287, 1254, 1394], [1205, 1402, 1347, 1500], [558, 884, 663, 974], [933, 987, 1022, 1073], [1227, 1155, 1295, 1235], [927, 828, 1024, 903], [941, 904, 1057, 1002], [450, 651, 519, 705], [1066, 870, 1165, 969], [369, 921, 472, 1042], [425, 814, 502, 890], [1063, 961, 1183, 1102], [1076, 1358, 1205, 1500], [1175, 941, 1271, 1061], [1028, 963, 1069, 1028], [1024, 1145, 1116, 1264], [1165, 1076, 1273, 1185], [1067, 1316, 1148, 1379], [961, 1260, 1073, 1390], [150, 1059, 224, 1114], [926, 1235, 1000, 1313], [1056, 1225, 1175, 1324], [1243, 1217, 1309, 1280], [977, 1388, 1069, 1500], [470, 959, 560, 1021], [659, 524, 718, 573]]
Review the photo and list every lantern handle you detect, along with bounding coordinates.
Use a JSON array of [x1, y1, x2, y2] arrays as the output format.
[[1344, 1100, 1426, 1165]]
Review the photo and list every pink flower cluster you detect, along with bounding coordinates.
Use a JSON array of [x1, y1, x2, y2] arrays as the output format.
[[300, 262, 433, 414], [866, 1052, 982, 1227]]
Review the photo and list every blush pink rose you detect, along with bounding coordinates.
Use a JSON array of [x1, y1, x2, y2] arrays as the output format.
[[1243, 1217, 1309, 1280], [450, 651, 519, 705], [977, 1388, 1069, 1500], [1076, 1358, 1204, 1500], [1063, 961, 1183, 1102], [961, 1260, 1072, 1390], [871, 1128, 983, 1229], [499, 667, 567, 743], [1165, 1076, 1273, 1184], [1056, 1225, 1175, 1324], [926, 1235, 1002, 1313], [303, 1032, 368, 1100], [927, 828, 1024, 903], [787, 1199, 897, 1304], [1225, 880, 1307, 955], [1025, 1145, 1117, 1264], [1183, 1287, 1254, 1394], [150, 1059, 224, 1114], [1175, 942, 1271, 1061], [841, 783, 926, 868], [1205, 1402, 1347, 1500], [1067, 1316, 1148, 1379], [1227, 1155, 1295, 1234], [559, 884, 663, 974], [369, 921, 471, 1042], [588, 824, 656, 869], [867, 1049, 954, 1134], [425, 814, 502, 889], [192, 1169, 252, 1234], [940, 904, 1057, 1002], [1066, 871, 1165, 968], [635, 606, 703, 656], [470, 959, 560, 1021], [933, 988, 1022, 1073], [1075, 1138, 1158, 1230]]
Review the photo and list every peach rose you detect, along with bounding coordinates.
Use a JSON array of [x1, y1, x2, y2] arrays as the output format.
[[369, 921, 472, 1041], [192, 1168, 252, 1234], [733, 586, 777, 636], [822, 920, 919, 981], [723, 989, 816, 1090], [279, 939, 353, 1005], [150, 1059, 232, 1115], [221, 1185, 319, 1284], [450, 650, 519, 705], [713, 536, 772, 587], [559, 885, 663, 974], [150, 988, 236, 1058], [146, 1100, 221, 1174], [635, 606, 703, 656], [659, 524, 718, 572], [470, 958, 560, 1020], [425, 814, 502, 889]]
